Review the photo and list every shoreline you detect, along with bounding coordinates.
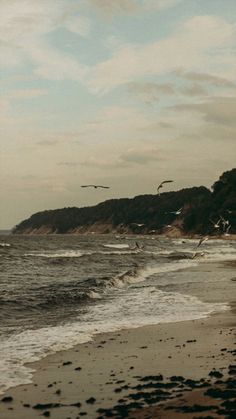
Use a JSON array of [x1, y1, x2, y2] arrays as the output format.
[[9, 231, 236, 240], [0, 306, 235, 418], [0, 259, 235, 418]]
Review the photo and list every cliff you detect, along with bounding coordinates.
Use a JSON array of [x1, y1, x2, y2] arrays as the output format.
[[13, 169, 236, 236]]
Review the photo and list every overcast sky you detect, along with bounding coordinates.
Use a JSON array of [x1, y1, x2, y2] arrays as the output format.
[[1, 0, 236, 228]]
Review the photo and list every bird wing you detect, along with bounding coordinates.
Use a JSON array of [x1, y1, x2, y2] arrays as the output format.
[[157, 180, 174, 194], [197, 238, 204, 248], [97, 185, 110, 189], [197, 237, 208, 248], [161, 180, 174, 185], [81, 185, 109, 188], [158, 180, 173, 188]]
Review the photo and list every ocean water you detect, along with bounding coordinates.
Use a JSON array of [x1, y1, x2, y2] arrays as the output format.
[[0, 234, 235, 394]]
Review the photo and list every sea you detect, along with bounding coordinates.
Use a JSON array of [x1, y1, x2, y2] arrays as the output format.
[[0, 233, 236, 395]]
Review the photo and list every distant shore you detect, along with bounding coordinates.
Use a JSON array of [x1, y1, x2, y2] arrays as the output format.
[[0, 260, 235, 419], [9, 228, 236, 241]]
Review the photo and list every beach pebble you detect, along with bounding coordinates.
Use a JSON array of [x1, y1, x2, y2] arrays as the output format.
[[1, 396, 13, 403], [209, 370, 223, 378], [86, 397, 96, 404]]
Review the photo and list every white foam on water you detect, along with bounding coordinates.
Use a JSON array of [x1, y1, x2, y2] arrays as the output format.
[[204, 250, 236, 262], [168, 239, 236, 263], [103, 244, 130, 249], [0, 258, 204, 395], [24, 250, 85, 258], [0, 242, 10, 247], [106, 260, 199, 289], [86, 290, 102, 299], [1, 238, 234, 396], [0, 284, 228, 395], [98, 250, 139, 255], [24, 249, 138, 257]]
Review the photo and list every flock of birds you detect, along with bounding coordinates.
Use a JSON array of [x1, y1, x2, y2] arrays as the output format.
[[81, 180, 174, 193], [81, 180, 233, 241]]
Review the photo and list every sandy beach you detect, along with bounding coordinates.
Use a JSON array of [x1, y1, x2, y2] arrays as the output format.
[[0, 303, 235, 418], [1, 0, 236, 414]]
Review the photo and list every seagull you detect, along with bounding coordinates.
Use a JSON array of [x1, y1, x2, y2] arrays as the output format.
[[131, 223, 145, 227], [197, 236, 208, 248], [220, 215, 230, 231], [134, 241, 143, 250], [157, 180, 173, 196], [168, 207, 183, 215], [192, 236, 208, 258], [209, 218, 221, 229], [81, 185, 110, 189], [224, 224, 231, 237]]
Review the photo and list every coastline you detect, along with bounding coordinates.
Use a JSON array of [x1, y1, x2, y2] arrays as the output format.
[[10, 230, 236, 240], [0, 307, 235, 418], [0, 258, 235, 418]]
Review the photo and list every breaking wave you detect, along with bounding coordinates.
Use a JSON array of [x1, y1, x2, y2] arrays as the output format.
[[106, 260, 198, 289]]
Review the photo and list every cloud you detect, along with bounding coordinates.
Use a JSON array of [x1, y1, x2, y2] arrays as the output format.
[[120, 147, 164, 164], [90, 0, 183, 18], [127, 72, 236, 104], [127, 81, 175, 103], [64, 15, 91, 37], [90, 0, 138, 18], [36, 139, 59, 146], [79, 105, 157, 145], [143, 0, 183, 11], [78, 145, 163, 169], [79, 156, 128, 169], [87, 16, 236, 93], [180, 83, 208, 97], [0, 0, 90, 39], [0, 0, 89, 80], [27, 39, 87, 80], [175, 70, 236, 88], [173, 96, 236, 128]]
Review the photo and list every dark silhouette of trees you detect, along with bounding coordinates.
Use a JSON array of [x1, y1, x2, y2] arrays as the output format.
[[13, 169, 236, 235]]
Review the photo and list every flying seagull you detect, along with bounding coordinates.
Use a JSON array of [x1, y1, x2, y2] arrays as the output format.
[[220, 215, 230, 231], [157, 180, 173, 196], [209, 218, 221, 229], [192, 236, 208, 259], [224, 224, 231, 236], [81, 185, 110, 189], [168, 207, 183, 215], [197, 236, 208, 248], [131, 223, 145, 227]]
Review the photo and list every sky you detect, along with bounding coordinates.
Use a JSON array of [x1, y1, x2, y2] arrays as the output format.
[[1, 0, 236, 229]]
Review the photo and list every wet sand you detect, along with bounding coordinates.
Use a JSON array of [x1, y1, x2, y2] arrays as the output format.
[[0, 309, 235, 419], [0, 260, 235, 419]]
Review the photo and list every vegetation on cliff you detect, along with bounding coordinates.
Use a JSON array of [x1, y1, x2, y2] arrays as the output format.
[[13, 169, 236, 235]]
